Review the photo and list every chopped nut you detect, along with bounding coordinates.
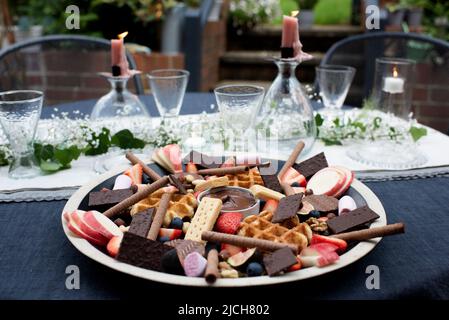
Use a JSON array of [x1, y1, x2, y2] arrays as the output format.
[[192, 179, 206, 186], [220, 269, 239, 278], [185, 174, 195, 183], [305, 217, 328, 233], [182, 222, 190, 234], [218, 261, 233, 270]]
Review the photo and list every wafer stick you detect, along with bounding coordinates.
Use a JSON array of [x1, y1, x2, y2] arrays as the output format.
[[331, 223, 405, 242], [281, 182, 295, 196], [277, 140, 305, 180], [205, 249, 220, 284], [103, 176, 169, 218], [202, 231, 298, 254], [197, 166, 248, 176], [126, 151, 162, 181], [147, 192, 172, 240]]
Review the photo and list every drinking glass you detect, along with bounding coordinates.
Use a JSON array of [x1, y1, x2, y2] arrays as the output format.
[[316, 65, 356, 112], [147, 69, 189, 131], [0, 90, 43, 179], [214, 85, 265, 152]]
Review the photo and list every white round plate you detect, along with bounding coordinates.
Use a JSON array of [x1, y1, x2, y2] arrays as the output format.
[[62, 164, 387, 287]]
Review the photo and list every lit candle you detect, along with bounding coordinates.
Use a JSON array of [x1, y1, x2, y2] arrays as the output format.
[[111, 31, 129, 76], [383, 67, 404, 94]]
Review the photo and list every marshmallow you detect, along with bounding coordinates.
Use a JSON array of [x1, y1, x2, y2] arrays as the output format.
[[338, 195, 357, 215], [183, 251, 207, 277], [113, 175, 132, 190]]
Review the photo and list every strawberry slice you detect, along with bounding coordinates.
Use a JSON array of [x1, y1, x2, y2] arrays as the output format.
[[330, 165, 354, 198], [186, 162, 198, 173], [162, 144, 182, 172], [311, 234, 347, 252], [280, 167, 307, 187], [262, 199, 279, 212], [107, 235, 122, 258], [215, 212, 243, 234], [158, 228, 183, 240], [221, 243, 245, 257], [124, 164, 143, 185]]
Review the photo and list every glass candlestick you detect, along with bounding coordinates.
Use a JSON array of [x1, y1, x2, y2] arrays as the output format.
[[91, 72, 150, 120], [256, 58, 316, 156]]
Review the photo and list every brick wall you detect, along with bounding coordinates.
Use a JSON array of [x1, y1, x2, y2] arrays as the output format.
[[412, 63, 449, 133]]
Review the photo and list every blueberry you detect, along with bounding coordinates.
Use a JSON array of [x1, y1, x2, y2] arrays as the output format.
[[159, 236, 170, 243], [246, 262, 264, 277], [170, 217, 184, 230], [309, 210, 321, 219], [291, 182, 301, 188]]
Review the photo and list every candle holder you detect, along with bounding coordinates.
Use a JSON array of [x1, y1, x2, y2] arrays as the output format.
[[347, 58, 427, 169], [255, 58, 316, 156], [90, 71, 150, 120]]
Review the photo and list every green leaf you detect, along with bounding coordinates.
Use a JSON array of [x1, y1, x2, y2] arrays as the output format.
[[0, 149, 9, 166], [84, 128, 111, 156], [409, 126, 427, 142], [315, 113, 324, 127], [322, 138, 343, 146], [35, 144, 54, 161], [40, 161, 62, 172], [111, 129, 145, 149], [373, 117, 382, 129]]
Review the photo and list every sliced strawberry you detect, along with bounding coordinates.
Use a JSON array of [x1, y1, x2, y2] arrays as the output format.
[[316, 251, 339, 267], [262, 199, 279, 212], [158, 228, 183, 240], [186, 162, 198, 173], [70, 210, 109, 245], [215, 212, 243, 234], [331, 166, 354, 198], [307, 167, 345, 196], [162, 144, 182, 172], [66, 211, 107, 247], [311, 234, 347, 252], [124, 164, 143, 185], [107, 235, 122, 258], [300, 244, 340, 267], [83, 210, 122, 241], [287, 257, 302, 272], [221, 157, 236, 168], [220, 243, 245, 257], [309, 242, 339, 253], [280, 167, 307, 187]]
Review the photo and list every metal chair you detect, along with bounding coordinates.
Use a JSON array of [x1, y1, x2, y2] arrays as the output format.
[[0, 35, 144, 105], [320, 32, 449, 132]]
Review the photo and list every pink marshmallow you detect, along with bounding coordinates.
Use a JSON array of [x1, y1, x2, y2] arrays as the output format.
[[338, 195, 357, 215], [183, 252, 207, 277], [113, 175, 132, 190]]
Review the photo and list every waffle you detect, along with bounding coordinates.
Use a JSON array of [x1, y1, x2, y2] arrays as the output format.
[[130, 188, 198, 227], [226, 168, 264, 188], [238, 211, 311, 251]]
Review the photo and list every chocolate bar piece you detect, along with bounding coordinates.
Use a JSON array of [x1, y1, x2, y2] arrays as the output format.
[[327, 206, 380, 234], [303, 195, 338, 213], [128, 208, 155, 237], [272, 193, 303, 223], [175, 239, 206, 265], [169, 174, 187, 195], [88, 189, 134, 210], [260, 174, 283, 194], [293, 152, 328, 180], [116, 232, 172, 272], [183, 150, 221, 169], [263, 247, 297, 276]]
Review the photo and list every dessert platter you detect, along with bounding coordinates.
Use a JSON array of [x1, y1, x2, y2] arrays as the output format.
[[62, 141, 404, 286]]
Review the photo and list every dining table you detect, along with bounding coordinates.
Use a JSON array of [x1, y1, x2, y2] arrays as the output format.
[[1, 93, 449, 300]]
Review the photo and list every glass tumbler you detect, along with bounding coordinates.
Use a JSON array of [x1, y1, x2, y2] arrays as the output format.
[[0, 90, 43, 179]]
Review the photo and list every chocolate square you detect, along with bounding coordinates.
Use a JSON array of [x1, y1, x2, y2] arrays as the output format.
[[260, 174, 283, 194], [272, 193, 303, 223], [169, 174, 187, 194], [293, 152, 328, 180], [88, 189, 134, 211], [303, 195, 338, 213], [175, 240, 205, 265], [263, 247, 297, 276], [128, 208, 155, 238], [116, 232, 172, 272], [327, 206, 380, 234], [183, 150, 221, 168]]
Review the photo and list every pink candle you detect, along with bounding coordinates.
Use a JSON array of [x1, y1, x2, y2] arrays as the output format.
[[281, 15, 298, 48], [111, 32, 129, 76]]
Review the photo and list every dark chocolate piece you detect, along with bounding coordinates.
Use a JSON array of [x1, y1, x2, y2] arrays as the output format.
[[183, 150, 221, 169], [293, 152, 328, 180], [112, 65, 121, 77], [260, 174, 283, 194], [161, 249, 184, 275], [272, 193, 303, 223], [303, 195, 338, 213], [116, 232, 172, 272], [327, 206, 380, 234], [88, 189, 134, 211], [169, 174, 187, 195], [128, 208, 155, 238], [263, 247, 297, 276]]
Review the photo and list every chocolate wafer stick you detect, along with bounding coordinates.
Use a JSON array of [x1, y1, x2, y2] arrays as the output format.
[[281, 182, 295, 196], [277, 140, 305, 180], [126, 151, 162, 181], [202, 231, 298, 254], [147, 192, 172, 241], [205, 249, 220, 284], [197, 166, 248, 176], [103, 176, 169, 218], [331, 223, 405, 242]]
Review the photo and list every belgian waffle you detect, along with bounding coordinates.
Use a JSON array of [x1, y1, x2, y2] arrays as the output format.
[[130, 188, 198, 227], [237, 211, 311, 251], [226, 168, 264, 188]]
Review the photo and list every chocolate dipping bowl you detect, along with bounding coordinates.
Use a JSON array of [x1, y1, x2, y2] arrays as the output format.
[[198, 186, 260, 217]]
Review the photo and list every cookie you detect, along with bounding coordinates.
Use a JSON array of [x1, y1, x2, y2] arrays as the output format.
[[185, 197, 222, 243]]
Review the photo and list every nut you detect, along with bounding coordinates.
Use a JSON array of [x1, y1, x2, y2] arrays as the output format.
[[220, 269, 239, 278], [185, 174, 195, 183], [192, 179, 206, 186], [305, 217, 328, 233]]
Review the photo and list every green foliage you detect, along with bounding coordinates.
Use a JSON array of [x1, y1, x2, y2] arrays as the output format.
[[314, 0, 351, 25], [409, 126, 428, 142], [297, 0, 319, 10], [111, 129, 146, 149], [34, 143, 81, 172]]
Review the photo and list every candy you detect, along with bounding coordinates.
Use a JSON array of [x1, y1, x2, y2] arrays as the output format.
[[338, 195, 357, 215], [183, 251, 208, 277], [113, 174, 133, 190]]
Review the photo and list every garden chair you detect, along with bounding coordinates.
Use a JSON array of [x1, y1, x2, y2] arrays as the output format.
[[0, 35, 144, 106]]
